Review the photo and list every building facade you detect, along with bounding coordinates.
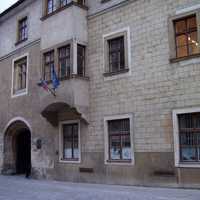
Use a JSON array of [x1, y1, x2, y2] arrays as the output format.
[[1, 0, 200, 188]]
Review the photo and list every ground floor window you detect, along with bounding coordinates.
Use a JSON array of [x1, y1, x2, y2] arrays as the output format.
[[59, 121, 80, 163], [178, 113, 200, 162], [173, 108, 200, 167], [104, 114, 134, 164]]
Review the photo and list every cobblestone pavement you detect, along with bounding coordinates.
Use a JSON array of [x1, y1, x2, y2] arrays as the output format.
[[0, 175, 200, 200]]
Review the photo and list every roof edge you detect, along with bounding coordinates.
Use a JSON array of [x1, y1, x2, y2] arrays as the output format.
[[0, 0, 26, 18]]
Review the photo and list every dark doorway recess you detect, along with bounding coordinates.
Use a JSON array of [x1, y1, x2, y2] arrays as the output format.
[[16, 129, 31, 175]]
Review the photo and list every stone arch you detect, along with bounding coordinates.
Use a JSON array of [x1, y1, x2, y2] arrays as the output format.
[[3, 117, 31, 175]]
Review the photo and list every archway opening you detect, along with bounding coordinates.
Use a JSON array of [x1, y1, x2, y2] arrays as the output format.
[[3, 120, 31, 176]]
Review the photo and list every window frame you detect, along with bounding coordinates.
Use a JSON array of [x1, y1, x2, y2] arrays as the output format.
[[11, 53, 29, 98], [103, 27, 131, 80], [43, 50, 55, 82], [104, 114, 135, 165], [58, 45, 71, 79], [169, 9, 200, 62], [16, 16, 28, 44], [173, 107, 200, 168], [59, 120, 81, 164]]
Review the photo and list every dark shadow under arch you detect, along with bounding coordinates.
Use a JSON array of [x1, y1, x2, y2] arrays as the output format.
[[3, 120, 31, 176]]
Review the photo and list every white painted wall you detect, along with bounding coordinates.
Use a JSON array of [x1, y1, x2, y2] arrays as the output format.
[[41, 6, 88, 50], [0, 0, 42, 58]]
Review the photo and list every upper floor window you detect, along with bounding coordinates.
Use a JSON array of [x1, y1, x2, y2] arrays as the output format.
[[47, 0, 55, 14], [45, 0, 86, 16], [12, 55, 28, 97], [58, 45, 71, 78], [43, 50, 54, 81], [77, 44, 85, 76], [17, 17, 28, 43], [108, 36, 125, 74], [174, 15, 199, 59], [103, 28, 130, 77]]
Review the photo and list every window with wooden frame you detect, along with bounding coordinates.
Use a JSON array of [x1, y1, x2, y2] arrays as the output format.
[[174, 15, 199, 59], [178, 113, 200, 163], [43, 50, 55, 81], [107, 118, 132, 162], [46, 0, 55, 14], [59, 121, 80, 162], [13, 56, 28, 96], [108, 36, 125, 74], [17, 17, 28, 43], [77, 44, 85, 76], [58, 45, 71, 78], [103, 29, 130, 77]]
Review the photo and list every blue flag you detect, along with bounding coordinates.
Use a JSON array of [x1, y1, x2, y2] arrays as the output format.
[[51, 64, 60, 89]]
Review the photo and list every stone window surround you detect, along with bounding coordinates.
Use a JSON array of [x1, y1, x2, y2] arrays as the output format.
[[41, 39, 87, 83], [15, 14, 29, 46], [103, 27, 132, 81], [59, 120, 81, 164], [11, 53, 29, 98], [173, 107, 200, 168], [104, 113, 135, 166], [169, 9, 200, 63]]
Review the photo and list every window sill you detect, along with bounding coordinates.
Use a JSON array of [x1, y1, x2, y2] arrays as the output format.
[[103, 68, 129, 77], [15, 38, 28, 46], [176, 162, 200, 168], [105, 159, 134, 166], [59, 158, 80, 164], [170, 53, 200, 63], [41, 2, 88, 21], [38, 74, 89, 86], [12, 89, 27, 98]]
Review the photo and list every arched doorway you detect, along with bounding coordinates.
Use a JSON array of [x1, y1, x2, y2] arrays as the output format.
[[3, 119, 31, 176]]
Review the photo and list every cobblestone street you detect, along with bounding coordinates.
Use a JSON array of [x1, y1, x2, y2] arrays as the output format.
[[0, 176, 200, 200]]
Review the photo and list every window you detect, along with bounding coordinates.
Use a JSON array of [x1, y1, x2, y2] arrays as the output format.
[[17, 17, 28, 43], [47, 0, 55, 14], [104, 114, 134, 164], [60, 0, 68, 7], [77, 44, 85, 76], [178, 113, 200, 162], [43, 51, 54, 81], [77, 0, 85, 5], [59, 121, 80, 163], [58, 45, 71, 78], [108, 36, 125, 74], [12, 55, 28, 97], [103, 28, 130, 77], [174, 15, 199, 58]]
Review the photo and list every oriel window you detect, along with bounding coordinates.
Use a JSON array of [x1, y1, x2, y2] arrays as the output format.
[[43, 51, 54, 81], [18, 17, 28, 42], [77, 44, 85, 76], [174, 15, 199, 58], [58, 45, 71, 78]]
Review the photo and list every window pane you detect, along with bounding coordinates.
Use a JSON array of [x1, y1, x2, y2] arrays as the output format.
[[122, 135, 131, 160], [187, 16, 197, 30], [110, 135, 121, 160], [189, 44, 199, 55], [77, 45, 85, 76], [175, 20, 186, 34], [176, 46, 188, 58], [181, 147, 197, 161], [176, 35, 187, 47]]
